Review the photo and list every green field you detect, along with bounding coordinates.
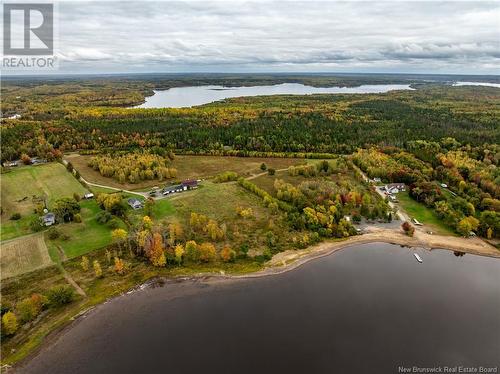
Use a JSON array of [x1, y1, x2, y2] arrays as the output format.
[[1, 163, 89, 240], [45, 200, 127, 259], [396, 191, 456, 235]]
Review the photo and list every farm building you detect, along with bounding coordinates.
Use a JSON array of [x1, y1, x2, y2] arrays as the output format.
[[42, 213, 56, 226], [181, 179, 199, 189], [127, 198, 143, 210], [383, 183, 406, 194]]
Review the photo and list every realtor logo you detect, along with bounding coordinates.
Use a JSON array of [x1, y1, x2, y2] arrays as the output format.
[[2, 2, 57, 69], [3, 3, 53, 55]]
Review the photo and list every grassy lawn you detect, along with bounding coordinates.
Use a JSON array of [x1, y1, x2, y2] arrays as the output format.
[[1, 163, 89, 240], [65, 153, 306, 190], [397, 191, 456, 235], [45, 200, 127, 259], [0, 233, 54, 279], [126, 196, 175, 226]]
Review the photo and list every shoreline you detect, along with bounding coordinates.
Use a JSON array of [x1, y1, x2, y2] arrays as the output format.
[[7, 228, 499, 371]]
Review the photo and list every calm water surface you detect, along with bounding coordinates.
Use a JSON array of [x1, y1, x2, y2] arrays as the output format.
[[18, 243, 500, 374], [134, 83, 413, 108]]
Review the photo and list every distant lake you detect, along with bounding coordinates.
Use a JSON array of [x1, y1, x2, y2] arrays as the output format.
[[133, 83, 413, 108], [19, 243, 500, 374], [453, 82, 500, 88]]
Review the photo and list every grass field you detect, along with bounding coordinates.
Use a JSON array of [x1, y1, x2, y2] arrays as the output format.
[[1, 163, 89, 240], [45, 200, 127, 259], [65, 153, 306, 190], [397, 191, 456, 236], [1, 233, 53, 279]]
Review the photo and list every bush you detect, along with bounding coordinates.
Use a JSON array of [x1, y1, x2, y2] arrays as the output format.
[[47, 227, 60, 240], [10, 212, 21, 220], [107, 218, 120, 229], [1, 311, 18, 336], [268, 168, 276, 175], [401, 221, 415, 237], [30, 216, 43, 232], [73, 192, 81, 202], [73, 213, 82, 223], [61, 233, 71, 241], [47, 285, 74, 307], [17, 294, 47, 323], [96, 210, 112, 224]]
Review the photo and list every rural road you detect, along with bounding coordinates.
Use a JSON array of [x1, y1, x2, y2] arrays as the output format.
[[352, 164, 409, 222]]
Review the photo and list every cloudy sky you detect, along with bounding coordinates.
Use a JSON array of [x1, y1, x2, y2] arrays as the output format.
[[9, 1, 500, 74]]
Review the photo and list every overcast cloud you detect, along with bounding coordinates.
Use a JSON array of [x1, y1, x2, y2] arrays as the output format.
[[13, 1, 500, 73]]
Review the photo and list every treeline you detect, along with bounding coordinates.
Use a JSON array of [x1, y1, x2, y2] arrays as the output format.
[[2, 87, 499, 162], [88, 152, 176, 183]]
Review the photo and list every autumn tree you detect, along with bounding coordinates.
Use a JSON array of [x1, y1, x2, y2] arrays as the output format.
[[401, 221, 415, 237], [80, 256, 89, 271], [149, 232, 166, 267], [168, 222, 184, 246], [457, 216, 480, 237], [220, 245, 236, 262], [112, 228, 128, 253], [93, 260, 103, 278], [174, 244, 184, 265], [199, 242, 216, 262], [114, 257, 126, 275], [185, 240, 199, 263]]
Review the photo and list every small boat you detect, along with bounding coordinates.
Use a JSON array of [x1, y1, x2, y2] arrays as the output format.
[[414, 253, 423, 263]]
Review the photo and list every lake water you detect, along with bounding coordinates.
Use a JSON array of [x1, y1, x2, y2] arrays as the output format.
[[453, 82, 500, 88], [18, 243, 500, 374], [133, 83, 413, 108]]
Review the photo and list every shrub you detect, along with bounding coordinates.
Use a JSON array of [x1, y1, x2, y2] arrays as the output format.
[[17, 294, 47, 323], [220, 245, 236, 262], [73, 213, 82, 223], [47, 285, 75, 307], [61, 233, 71, 241], [73, 192, 81, 202], [401, 221, 415, 237], [260, 163, 267, 171], [107, 218, 120, 229], [1, 312, 18, 336], [96, 210, 112, 224], [114, 257, 126, 275], [268, 168, 276, 175], [10, 212, 21, 220], [199, 242, 216, 262], [47, 227, 60, 240], [29, 216, 43, 232]]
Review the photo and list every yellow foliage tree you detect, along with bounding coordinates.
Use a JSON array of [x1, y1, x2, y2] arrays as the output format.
[[174, 244, 184, 265], [2, 311, 18, 336], [168, 222, 184, 246], [80, 256, 89, 271], [114, 257, 126, 275], [149, 232, 166, 267], [93, 260, 103, 278]]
